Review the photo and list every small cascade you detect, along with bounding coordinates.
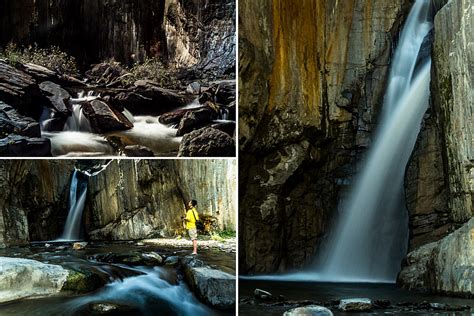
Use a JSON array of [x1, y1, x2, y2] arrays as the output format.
[[63, 91, 98, 132], [59, 170, 88, 241]]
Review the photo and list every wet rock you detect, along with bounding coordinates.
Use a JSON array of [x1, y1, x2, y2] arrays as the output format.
[[338, 298, 372, 312], [0, 134, 51, 157], [187, 82, 201, 95], [141, 252, 163, 265], [164, 256, 179, 266], [82, 100, 134, 133], [72, 242, 88, 250], [159, 108, 190, 125], [211, 80, 236, 104], [176, 108, 214, 136], [39, 81, 71, 115], [0, 102, 40, 137], [123, 145, 154, 157], [62, 268, 105, 293], [0, 61, 44, 119], [111, 80, 187, 116], [373, 299, 391, 308], [0, 257, 69, 303], [254, 288, 273, 302], [211, 121, 235, 137], [87, 302, 140, 315], [178, 127, 235, 157], [284, 306, 334, 316], [90, 251, 164, 266], [184, 266, 235, 309]]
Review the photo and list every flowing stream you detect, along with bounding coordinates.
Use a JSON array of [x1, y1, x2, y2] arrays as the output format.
[[245, 0, 434, 283]]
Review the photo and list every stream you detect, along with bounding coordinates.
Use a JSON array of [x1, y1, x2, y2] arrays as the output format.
[[0, 243, 235, 316]]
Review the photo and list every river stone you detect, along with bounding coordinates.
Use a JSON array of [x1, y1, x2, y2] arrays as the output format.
[[39, 81, 71, 115], [254, 288, 273, 301], [284, 306, 333, 316], [73, 242, 88, 250], [141, 252, 163, 265], [184, 266, 235, 309], [82, 99, 134, 133], [177, 127, 235, 157], [164, 256, 179, 266], [187, 82, 201, 94], [62, 268, 105, 293], [87, 302, 140, 315], [176, 108, 213, 136], [0, 101, 40, 137], [338, 298, 373, 312], [0, 257, 69, 303]]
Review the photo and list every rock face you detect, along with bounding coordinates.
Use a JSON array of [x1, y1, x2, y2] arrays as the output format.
[[399, 0, 473, 293], [0, 0, 235, 72], [0, 257, 69, 303], [239, 0, 412, 274], [0, 159, 235, 246], [405, 0, 473, 250]]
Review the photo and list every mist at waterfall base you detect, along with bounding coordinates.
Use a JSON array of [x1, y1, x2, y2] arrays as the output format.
[[246, 0, 433, 283]]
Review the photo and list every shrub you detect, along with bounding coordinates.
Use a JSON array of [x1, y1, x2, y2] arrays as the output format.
[[0, 42, 78, 75], [127, 57, 180, 88]]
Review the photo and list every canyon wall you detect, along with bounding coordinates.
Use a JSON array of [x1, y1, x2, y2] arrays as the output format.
[[0, 159, 236, 247], [0, 0, 235, 76], [399, 0, 474, 294], [239, 0, 412, 274]]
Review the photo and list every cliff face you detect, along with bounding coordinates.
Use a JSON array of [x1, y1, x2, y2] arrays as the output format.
[[399, 0, 474, 294], [0, 0, 235, 74], [0, 159, 236, 247], [239, 0, 411, 274]]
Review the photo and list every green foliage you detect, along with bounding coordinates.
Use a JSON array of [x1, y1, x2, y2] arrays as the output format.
[[126, 57, 180, 88], [0, 42, 78, 75], [210, 230, 236, 241]]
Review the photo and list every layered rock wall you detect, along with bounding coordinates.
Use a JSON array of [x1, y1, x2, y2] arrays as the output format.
[[0, 0, 235, 73], [239, 0, 411, 274], [400, 0, 474, 294], [0, 159, 236, 246]]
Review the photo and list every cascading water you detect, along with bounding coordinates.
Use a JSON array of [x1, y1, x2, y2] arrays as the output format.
[[59, 170, 88, 241], [244, 0, 434, 283], [317, 0, 434, 282]]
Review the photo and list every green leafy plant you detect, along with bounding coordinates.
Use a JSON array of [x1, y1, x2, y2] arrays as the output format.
[[126, 57, 181, 88], [0, 42, 78, 75]]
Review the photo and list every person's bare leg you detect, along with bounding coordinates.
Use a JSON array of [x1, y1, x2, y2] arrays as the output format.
[[192, 239, 198, 254]]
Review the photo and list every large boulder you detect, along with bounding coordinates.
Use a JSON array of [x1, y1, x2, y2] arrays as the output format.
[[0, 61, 44, 119], [176, 108, 214, 136], [178, 127, 235, 157], [398, 218, 474, 296], [0, 102, 40, 137], [39, 81, 72, 115], [111, 80, 187, 116], [0, 134, 51, 157], [82, 99, 134, 133], [184, 265, 235, 309], [0, 257, 69, 303]]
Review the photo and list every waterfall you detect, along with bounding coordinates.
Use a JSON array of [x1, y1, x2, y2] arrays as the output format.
[[59, 170, 88, 241], [317, 0, 433, 282]]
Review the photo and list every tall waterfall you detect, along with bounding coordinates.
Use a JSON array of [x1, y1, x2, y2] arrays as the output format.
[[59, 170, 88, 241], [318, 0, 433, 282]]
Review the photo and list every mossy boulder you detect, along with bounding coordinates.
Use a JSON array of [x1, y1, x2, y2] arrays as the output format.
[[62, 269, 105, 293]]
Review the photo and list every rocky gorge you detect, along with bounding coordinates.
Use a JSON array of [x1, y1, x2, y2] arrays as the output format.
[[239, 0, 473, 301], [0, 159, 236, 313], [0, 0, 236, 157]]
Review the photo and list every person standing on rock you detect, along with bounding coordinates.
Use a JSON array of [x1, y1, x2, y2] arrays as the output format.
[[183, 200, 199, 255]]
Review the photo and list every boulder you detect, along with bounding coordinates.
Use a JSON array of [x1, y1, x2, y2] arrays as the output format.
[[186, 82, 201, 95], [0, 102, 41, 137], [284, 306, 334, 316], [254, 288, 273, 301], [123, 145, 154, 157], [164, 256, 179, 266], [184, 266, 235, 309], [212, 80, 236, 104], [211, 121, 235, 137], [72, 242, 88, 250], [176, 108, 214, 136], [0, 257, 69, 303], [338, 298, 373, 312], [111, 80, 187, 116], [0, 61, 44, 119], [39, 81, 72, 115], [159, 108, 190, 125], [62, 268, 105, 293], [0, 134, 51, 157], [178, 127, 235, 157], [82, 100, 134, 133]]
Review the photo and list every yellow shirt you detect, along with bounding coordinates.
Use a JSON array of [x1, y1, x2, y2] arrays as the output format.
[[186, 208, 199, 230]]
